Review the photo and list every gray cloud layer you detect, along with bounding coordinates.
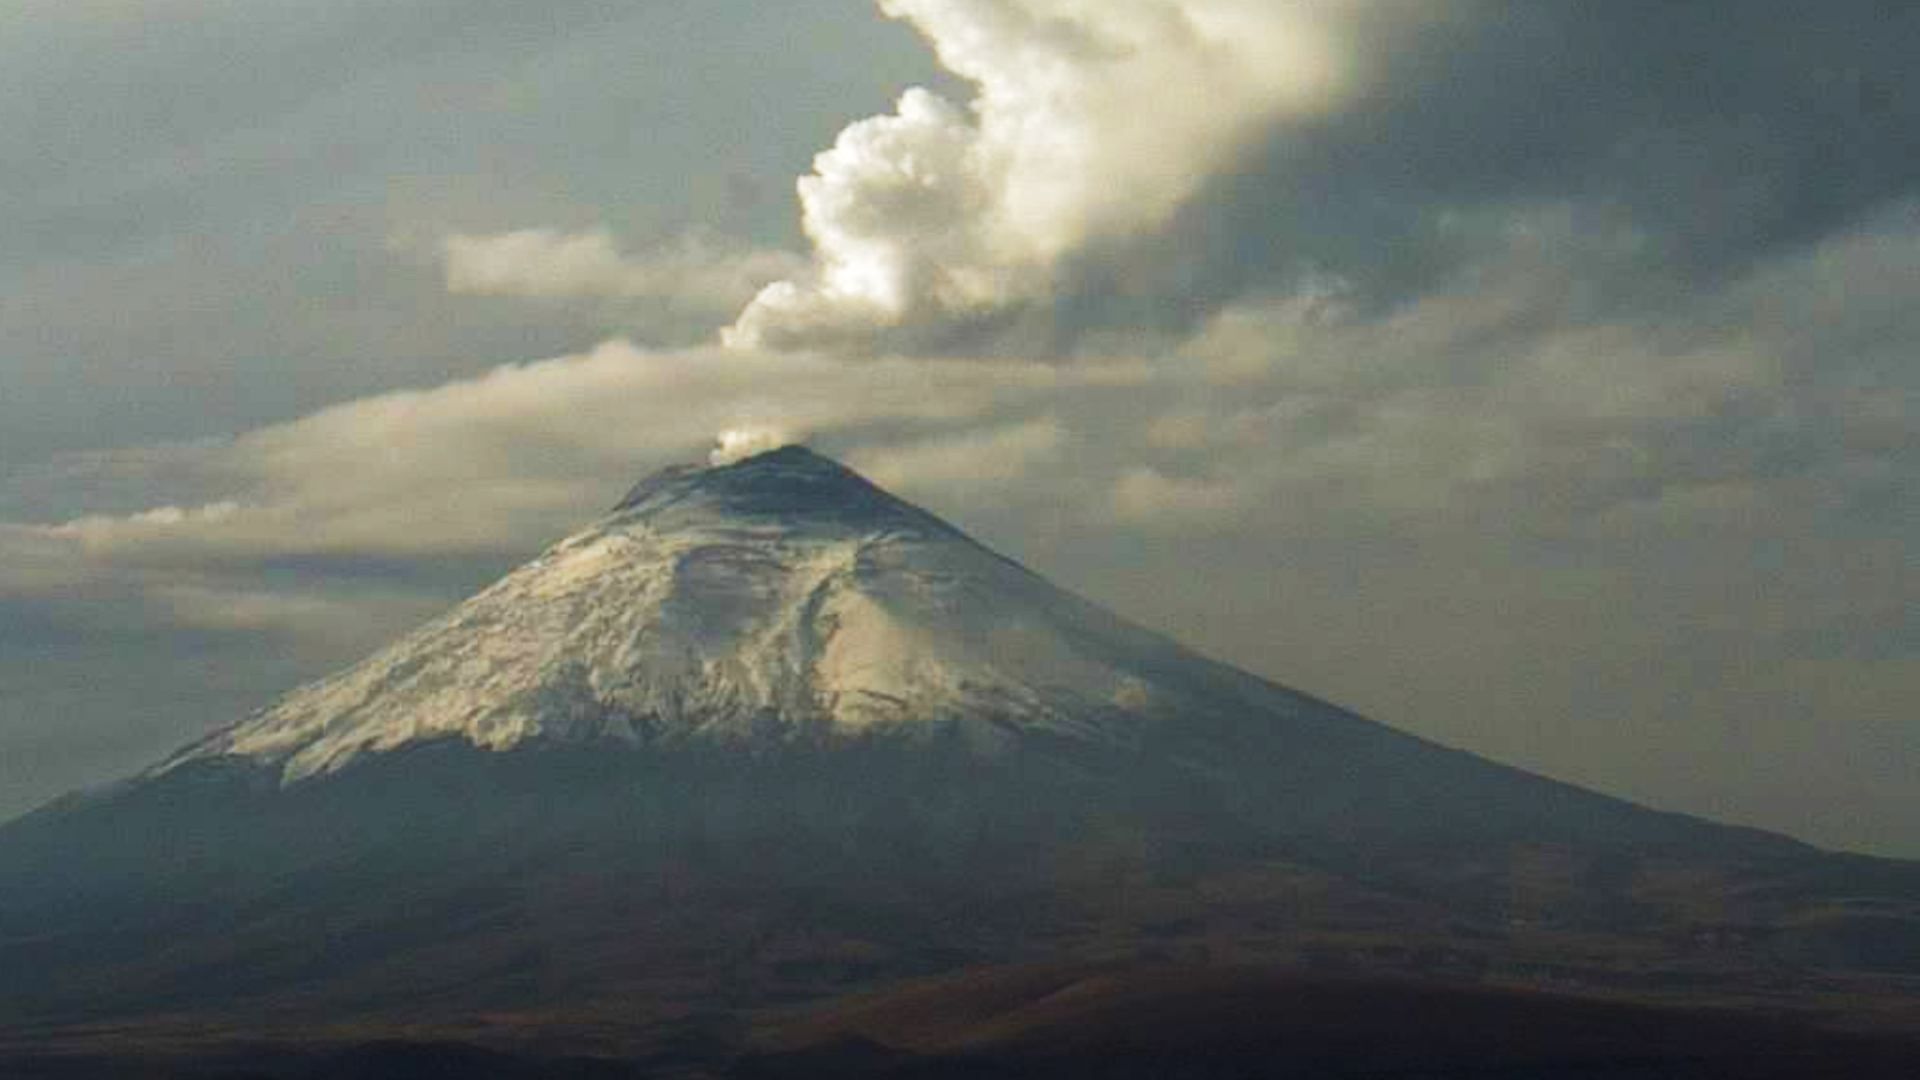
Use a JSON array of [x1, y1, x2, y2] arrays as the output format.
[[724, 0, 1919, 357], [2, 1, 1915, 855], [0, 0, 942, 462]]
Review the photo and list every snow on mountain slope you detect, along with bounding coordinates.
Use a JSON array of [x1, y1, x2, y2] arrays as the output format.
[[166, 446, 1285, 784]]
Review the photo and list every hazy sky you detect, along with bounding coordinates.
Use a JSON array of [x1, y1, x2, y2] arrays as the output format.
[[2, 0, 1915, 856]]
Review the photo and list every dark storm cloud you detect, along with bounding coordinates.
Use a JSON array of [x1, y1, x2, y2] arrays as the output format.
[[1043, 0, 1920, 351]]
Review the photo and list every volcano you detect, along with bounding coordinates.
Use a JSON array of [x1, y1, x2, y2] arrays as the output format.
[[138, 445, 1767, 849], [3, 447, 1918, 1062]]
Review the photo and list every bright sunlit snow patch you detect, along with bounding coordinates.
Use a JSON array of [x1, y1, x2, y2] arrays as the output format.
[[164, 449, 1303, 785]]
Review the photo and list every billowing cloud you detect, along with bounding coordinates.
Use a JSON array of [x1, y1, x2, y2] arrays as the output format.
[[0, 341, 1150, 609], [727, 0, 1920, 357], [710, 427, 801, 466], [726, 0, 1359, 353]]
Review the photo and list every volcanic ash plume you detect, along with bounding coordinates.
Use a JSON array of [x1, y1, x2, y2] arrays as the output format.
[[725, 0, 1357, 355]]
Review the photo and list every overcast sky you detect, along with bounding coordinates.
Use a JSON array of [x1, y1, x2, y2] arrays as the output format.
[[3, 0, 1915, 857]]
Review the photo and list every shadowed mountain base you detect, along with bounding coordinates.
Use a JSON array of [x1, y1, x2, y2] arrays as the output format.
[[2, 965, 1917, 1078]]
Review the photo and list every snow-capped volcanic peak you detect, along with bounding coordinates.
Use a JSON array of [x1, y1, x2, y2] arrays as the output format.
[[169, 446, 1212, 784]]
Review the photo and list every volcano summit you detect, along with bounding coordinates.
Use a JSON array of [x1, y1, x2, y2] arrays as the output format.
[[3, 448, 1918, 1062]]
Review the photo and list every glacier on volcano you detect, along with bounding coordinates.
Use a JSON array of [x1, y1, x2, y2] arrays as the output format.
[[165, 446, 1307, 784]]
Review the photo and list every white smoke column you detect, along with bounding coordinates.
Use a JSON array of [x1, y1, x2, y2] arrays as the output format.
[[710, 428, 799, 466], [726, 0, 1357, 353]]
